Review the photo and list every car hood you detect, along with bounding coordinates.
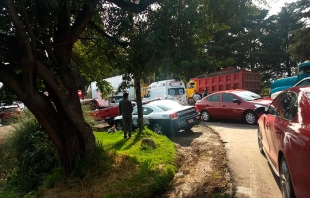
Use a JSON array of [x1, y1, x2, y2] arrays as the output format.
[[247, 98, 272, 106]]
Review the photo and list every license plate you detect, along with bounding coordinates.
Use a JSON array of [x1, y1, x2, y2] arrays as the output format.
[[188, 119, 193, 123], [106, 116, 110, 119]]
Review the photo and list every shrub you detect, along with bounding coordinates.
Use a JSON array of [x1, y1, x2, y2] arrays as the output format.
[[0, 110, 60, 193]]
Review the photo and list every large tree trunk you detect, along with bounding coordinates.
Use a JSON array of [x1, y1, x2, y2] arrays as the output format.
[[134, 77, 144, 133], [1, 0, 99, 174], [286, 56, 292, 77]]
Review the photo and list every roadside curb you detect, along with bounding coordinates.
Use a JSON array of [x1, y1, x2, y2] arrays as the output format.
[[204, 123, 235, 198]]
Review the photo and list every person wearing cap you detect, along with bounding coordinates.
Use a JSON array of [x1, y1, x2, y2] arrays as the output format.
[[119, 92, 133, 139]]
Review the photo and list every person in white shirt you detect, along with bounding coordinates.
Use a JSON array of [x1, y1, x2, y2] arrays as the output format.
[[193, 91, 201, 103]]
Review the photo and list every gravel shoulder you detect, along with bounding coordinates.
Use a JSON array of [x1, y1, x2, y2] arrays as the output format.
[[161, 125, 232, 198]]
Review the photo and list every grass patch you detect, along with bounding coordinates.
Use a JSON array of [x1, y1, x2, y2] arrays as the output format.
[[41, 127, 177, 198]]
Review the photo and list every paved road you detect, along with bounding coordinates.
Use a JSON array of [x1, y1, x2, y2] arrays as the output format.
[[204, 120, 282, 198]]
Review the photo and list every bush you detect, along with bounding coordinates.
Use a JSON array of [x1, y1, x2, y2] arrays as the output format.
[[0, 110, 60, 193]]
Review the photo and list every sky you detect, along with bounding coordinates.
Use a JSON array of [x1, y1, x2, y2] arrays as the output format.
[[257, 0, 297, 16]]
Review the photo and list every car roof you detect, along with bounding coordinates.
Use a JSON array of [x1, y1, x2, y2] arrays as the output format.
[[286, 85, 310, 94], [1, 105, 19, 109], [208, 89, 248, 94]]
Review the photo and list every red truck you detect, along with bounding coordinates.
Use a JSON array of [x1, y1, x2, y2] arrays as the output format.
[[186, 68, 261, 102], [81, 99, 119, 126]]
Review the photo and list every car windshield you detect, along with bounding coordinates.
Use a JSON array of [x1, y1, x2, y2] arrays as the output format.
[[234, 91, 262, 101], [150, 100, 182, 111]]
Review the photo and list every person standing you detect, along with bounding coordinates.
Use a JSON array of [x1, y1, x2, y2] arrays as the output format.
[[193, 91, 201, 104], [119, 93, 133, 139], [202, 89, 208, 97]]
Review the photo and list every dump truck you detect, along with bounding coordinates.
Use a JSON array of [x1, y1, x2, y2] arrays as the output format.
[[186, 68, 261, 103]]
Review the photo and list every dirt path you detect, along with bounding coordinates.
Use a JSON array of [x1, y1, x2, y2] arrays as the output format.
[[206, 121, 282, 198], [161, 125, 232, 198]]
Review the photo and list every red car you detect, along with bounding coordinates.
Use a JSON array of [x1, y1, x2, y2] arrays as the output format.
[[195, 89, 272, 124], [256, 86, 310, 198], [81, 99, 119, 126], [0, 105, 23, 124]]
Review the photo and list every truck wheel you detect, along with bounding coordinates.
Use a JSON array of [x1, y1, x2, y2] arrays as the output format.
[[115, 121, 123, 131], [244, 111, 257, 125], [201, 110, 210, 121], [107, 120, 114, 127]]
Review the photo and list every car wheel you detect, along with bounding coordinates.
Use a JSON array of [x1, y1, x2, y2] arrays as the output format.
[[201, 110, 210, 121], [244, 111, 257, 125], [257, 128, 264, 155], [115, 121, 123, 131], [107, 120, 114, 127], [153, 122, 164, 135], [280, 157, 295, 198]]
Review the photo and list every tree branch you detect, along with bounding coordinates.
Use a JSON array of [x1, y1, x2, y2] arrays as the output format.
[[20, 1, 37, 58], [4, 0, 34, 62], [70, 0, 100, 43], [4, 0, 35, 94], [88, 20, 129, 48], [106, 0, 158, 13]]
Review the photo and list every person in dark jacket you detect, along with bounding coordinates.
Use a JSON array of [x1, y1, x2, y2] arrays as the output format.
[[119, 93, 133, 139], [202, 89, 209, 97]]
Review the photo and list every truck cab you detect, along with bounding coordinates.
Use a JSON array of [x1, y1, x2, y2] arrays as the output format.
[[270, 61, 310, 96], [186, 80, 197, 100]]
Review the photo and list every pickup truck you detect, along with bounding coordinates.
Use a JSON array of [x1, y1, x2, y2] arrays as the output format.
[[81, 99, 119, 126]]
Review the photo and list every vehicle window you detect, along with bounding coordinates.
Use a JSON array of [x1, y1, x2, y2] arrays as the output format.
[[132, 107, 138, 115], [299, 66, 310, 75], [234, 91, 261, 101], [168, 88, 185, 95], [285, 100, 298, 120], [268, 92, 284, 115], [3, 107, 18, 112], [207, 94, 220, 102], [187, 82, 195, 88], [222, 93, 237, 103], [277, 92, 297, 119], [151, 100, 182, 111], [296, 79, 310, 87], [143, 107, 153, 115]]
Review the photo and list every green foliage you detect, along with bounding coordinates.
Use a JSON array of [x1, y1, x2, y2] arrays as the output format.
[[81, 103, 97, 127], [0, 110, 59, 194], [94, 127, 177, 198], [0, 86, 17, 105]]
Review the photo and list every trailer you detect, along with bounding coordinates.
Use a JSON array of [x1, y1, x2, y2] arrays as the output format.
[[186, 68, 261, 102], [89, 75, 136, 105]]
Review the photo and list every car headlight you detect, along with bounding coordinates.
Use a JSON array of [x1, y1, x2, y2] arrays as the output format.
[[254, 104, 264, 109]]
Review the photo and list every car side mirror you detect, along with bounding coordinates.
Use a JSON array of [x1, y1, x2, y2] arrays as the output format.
[[233, 99, 241, 104], [255, 106, 267, 114]]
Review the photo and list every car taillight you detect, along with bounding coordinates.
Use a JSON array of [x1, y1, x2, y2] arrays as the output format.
[[170, 112, 179, 120], [194, 106, 199, 113]]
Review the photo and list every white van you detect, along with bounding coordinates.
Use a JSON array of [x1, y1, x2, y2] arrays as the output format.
[[144, 79, 187, 105]]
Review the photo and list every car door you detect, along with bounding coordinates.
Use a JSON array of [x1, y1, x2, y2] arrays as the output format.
[[204, 93, 221, 117], [269, 92, 297, 168], [132, 106, 154, 128], [220, 93, 243, 118], [263, 92, 284, 155], [141, 107, 154, 127]]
